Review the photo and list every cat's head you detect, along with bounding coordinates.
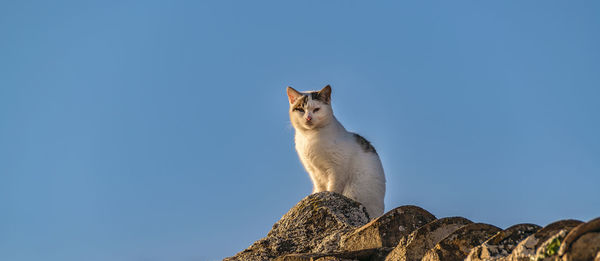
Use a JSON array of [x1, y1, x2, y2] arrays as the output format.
[[287, 85, 333, 131]]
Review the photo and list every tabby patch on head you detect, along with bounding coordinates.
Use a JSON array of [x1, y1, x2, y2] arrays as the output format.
[[287, 85, 331, 106]]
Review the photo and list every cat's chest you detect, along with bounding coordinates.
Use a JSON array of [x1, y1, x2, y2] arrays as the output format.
[[295, 134, 349, 164]]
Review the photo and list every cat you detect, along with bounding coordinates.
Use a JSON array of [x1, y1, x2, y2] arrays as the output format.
[[286, 85, 386, 218]]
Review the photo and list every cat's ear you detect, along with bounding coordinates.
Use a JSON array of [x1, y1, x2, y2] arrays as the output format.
[[318, 85, 332, 103], [287, 86, 303, 104]]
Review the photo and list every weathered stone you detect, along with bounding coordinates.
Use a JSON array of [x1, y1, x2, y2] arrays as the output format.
[[466, 223, 541, 261], [340, 206, 436, 252], [275, 253, 356, 261], [556, 217, 600, 261], [225, 192, 370, 261], [276, 248, 392, 261], [275, 253, 326, 261], [316, 257, 357, 261], [563, 232, 600, 261], [331, 248, 393, 261], [558, 217, 600, 259], [421, 223, 501, 261], [505, 219, 582, 261], [534, 229, 569, 261], [385, 217, 472, 261]]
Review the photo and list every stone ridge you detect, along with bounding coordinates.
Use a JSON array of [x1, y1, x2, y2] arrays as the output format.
[[224, 192, 370, 261], [422, 223, 501, 261], [386, 217, 473, 261], [225, 192, 600, 261], [466, 223, 541, 261], [340, 205, 436, 251]]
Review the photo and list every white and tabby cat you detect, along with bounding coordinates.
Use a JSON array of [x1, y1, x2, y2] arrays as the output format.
[[287, 85, 386, 218]]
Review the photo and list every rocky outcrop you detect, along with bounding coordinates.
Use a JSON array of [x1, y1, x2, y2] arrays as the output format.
[[505, 219, 582, 261], [225, 192, 599, 261], [385, 217, 472, 261], [466, 223, 541, 261], [224, 192, 370, 261], [421, 223, 501, 261], [558, 217, 600, 261], [340, 206, 436, 252]]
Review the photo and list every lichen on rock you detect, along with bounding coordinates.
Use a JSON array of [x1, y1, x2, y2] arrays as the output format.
[[340, 205, 436, 252], [466, 223, 541, 261], [224, 192, 370, 261], [386, 216, 472, 261], [225, 192, 600, 261], [421, 223, 501, 261], [505, 219, 582, 261]]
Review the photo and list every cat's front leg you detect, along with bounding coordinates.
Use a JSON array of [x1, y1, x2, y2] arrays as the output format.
[[308, 169, 327, 193], [326, 171, 346, 193], [312, 183, 327, 193]]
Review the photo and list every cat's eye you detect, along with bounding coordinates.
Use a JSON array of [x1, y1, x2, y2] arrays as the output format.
[[313, 108, 320, 113], [294, 108, 305, 113]]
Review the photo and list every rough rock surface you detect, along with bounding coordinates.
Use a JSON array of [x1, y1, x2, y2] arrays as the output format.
[[562, 232, 600, 261], [421, 223, 501, 261], [225, 192, 370, 261], [340, 205, 436, 251], [558, 217, 600, 260], [466, 223, 541, 261], [505, 219, 582, 261], [534, 229, 570, 261], [276, 248, 391, 261], [385, 217, 472, 261], [225, 192, 600, 261]]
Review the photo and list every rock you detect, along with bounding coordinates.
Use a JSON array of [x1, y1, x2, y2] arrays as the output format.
[[275, 253, 355, 261], [558, 217, 600, 261], [563, 232, 600, 261], [316, 257, 356, 261], [558, 218, 600, 260], [275, 253, 333, 261], [225, 192, 370, 261], [385, 217, 472, 261], [340, 206, 436, 252], [276, 248, 391, 261], [534, 229, 569, 261], [465, 223, 541, 261], [505, 219, 582, 261], [421, 223, 501, 261]]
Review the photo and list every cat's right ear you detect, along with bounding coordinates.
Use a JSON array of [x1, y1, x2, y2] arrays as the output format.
[[287, 86, 302, 104]]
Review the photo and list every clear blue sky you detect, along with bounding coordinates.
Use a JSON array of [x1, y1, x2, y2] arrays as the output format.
[[1, 1, 599, 261]]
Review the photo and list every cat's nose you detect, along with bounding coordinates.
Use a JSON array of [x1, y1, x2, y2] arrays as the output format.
[[306, 115, 312, 121]]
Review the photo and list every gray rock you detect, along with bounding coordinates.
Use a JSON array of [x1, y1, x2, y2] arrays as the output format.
[[466, 223, 541, 261], [558, 217, 600, 261], [534, 229, 569, 261], [558, 218, 600, 256], [225, 192, 370, 261], [340, 205, 436, 252], [505, 219, 582, 261], [422, 223, 501, 261], [276, 248, 391, 261], [563, 232, 600, 261], [385, 217, 472, 261], [275, 253, 356, 261]]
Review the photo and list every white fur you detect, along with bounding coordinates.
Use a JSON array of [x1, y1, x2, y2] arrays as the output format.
[[287, 86, 386, 218]]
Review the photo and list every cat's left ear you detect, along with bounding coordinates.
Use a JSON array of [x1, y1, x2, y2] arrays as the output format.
[[318, 85, 332, 103]]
